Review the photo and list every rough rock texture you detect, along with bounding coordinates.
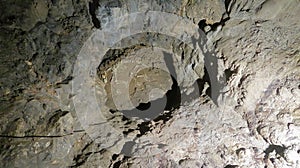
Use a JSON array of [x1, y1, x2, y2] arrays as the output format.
[[0, 0, 300, 167]]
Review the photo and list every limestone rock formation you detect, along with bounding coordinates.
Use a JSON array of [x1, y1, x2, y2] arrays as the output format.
[[0, 0, 299, 167]]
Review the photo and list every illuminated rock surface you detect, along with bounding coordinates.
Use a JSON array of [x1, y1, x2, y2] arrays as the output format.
[[0, 0, 300, 167]]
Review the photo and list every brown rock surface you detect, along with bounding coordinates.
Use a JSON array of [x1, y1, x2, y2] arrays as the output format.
[[0, 0, 299, 167]]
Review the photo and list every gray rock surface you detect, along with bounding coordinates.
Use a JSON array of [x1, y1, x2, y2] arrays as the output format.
[[0, 0, 300, 167]]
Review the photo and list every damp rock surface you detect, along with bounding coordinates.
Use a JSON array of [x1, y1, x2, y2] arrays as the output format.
[[1, 0, 300, 168]]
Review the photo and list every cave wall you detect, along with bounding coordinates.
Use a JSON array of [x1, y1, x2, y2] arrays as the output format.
[[0, 0, 300, 167]]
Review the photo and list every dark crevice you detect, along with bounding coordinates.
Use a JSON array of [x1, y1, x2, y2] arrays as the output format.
[[242, 9, 250, 12], [71, 152, 92, 167], [112, 154, 119, 160], [122, 129, 134, 135], [237, 74, 249, 88], [224, 68, 237, 82], [178, 159, 185, 165], [201, 163, 208, 168], [109, 155, 130, 168], [109, 109, 117, 114], [201, 67, 211, 97], [80, 141, 94, 154], [224, 0, 232, 14], [48, 110, 69, 126], [121, 115, 130, 122], [163, 51, 181, 111], [136, 121, 151, 137], [244, 111, 257, 136], [55, 75, 73, 87], [224, 165, 239, 168], [158, 143, 167, 148], [164, 76, 181, 110], [153, 110, 173, 124], [113, 161, 121, 168], [136, 102, 151, 111], [264, 145, 287, 159], [236, 148, 246, 155], [88, 0, 101, 28], [51, 0, 58, 6], [198, 19, 207, 33], [198, 17, 230, 34]]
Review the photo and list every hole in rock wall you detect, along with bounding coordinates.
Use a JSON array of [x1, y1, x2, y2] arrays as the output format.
[[95, 32, 211, 127], [96, 44, 206, 123]]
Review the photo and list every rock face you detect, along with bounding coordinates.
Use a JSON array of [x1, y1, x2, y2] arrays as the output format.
[[0, 0, 300, 167]]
